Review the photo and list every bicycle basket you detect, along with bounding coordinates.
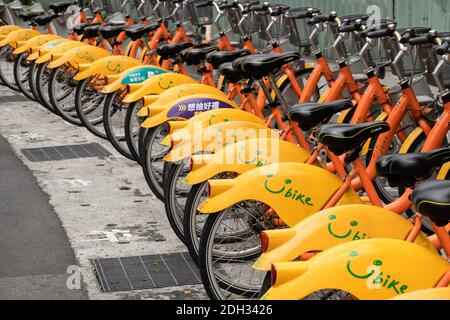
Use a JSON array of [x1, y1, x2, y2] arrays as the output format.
[[152, 0, 176, 21], [352, 19, 398, 72], [392, 31, 450, 86], [254, 3, 289, 41], [333, 14, 371, 61], [107, 0, 123, 14], [424, 32, 450, 88], [283, 7, 320, 48], [184, 0, 213, 26], [224, 4, 258, 35], [136, 0, 156, 18]]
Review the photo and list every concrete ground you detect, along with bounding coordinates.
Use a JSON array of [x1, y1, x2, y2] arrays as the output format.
[[0, 84, 206, 299]]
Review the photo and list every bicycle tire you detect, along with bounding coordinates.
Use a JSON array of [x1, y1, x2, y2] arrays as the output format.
[[75, 77, 108, 139], [103, 89, 135, 160], [13, 52, 35, 101], [35, 62, 55, 112], [124, 100, 144, 163], [48, 67, 82, 125], [0, 46, 19, 91], [140, 123, 170, 201]]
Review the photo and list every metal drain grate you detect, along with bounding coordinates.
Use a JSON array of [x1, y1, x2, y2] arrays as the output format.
[[0, 95, 31, 103], [92, 252, 201, 292], [21, 143, 111, 162]]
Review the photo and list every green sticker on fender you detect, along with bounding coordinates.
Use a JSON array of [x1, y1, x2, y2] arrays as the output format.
[[121, 67, 167, 85]]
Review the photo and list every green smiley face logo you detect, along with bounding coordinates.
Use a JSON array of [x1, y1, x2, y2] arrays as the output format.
[[264, 176, 291, 194], [327, 217, 359, 239], [158, 78, 173, 90]]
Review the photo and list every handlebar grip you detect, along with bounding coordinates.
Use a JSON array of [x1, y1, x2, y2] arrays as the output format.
[[219, 3, 235, 10], [436, 41, 450, 55], [338, 21, 363, 33], [400, 30, 414, 44], [366, 28, 395, 39], [270, 7, 283, 16], [196, 0, 213, 8], [307, 15, 332, 26], [409, 34, 437, 46]]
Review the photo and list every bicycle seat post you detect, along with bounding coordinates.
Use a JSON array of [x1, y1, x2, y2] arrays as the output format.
[[257, 77, 278, 112]]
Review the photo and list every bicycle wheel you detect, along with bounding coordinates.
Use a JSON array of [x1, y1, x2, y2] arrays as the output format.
[[138, 126, 149, 161], [28, 60, 41, 102], [365, 134, 403, 204], [124, 100, 145, 162], [13, 52, 35, 101], [103, 89, 135, 160], [162, 160, 191, 244], [0, 45, 19, 91], [75, 77, 108, 139], [35, 62, 55, 112], [279, 68, 320, 106], [198, 200, 282, 300], [141, 123, 170, 201], [48, 67, 81, 125], [398, 131, 449, 234], [183, 181, 209, 264]]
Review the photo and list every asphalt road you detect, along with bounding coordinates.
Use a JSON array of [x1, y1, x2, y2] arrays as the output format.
[[0, 134, 86, 299]]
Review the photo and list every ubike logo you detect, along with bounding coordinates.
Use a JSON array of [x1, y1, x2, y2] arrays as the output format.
[[346, 250, 408, 294], [238, 145, 269, 167], [327, 215, 369, 240], [76, 50, 94, 62], [263, 174, 313, 206]]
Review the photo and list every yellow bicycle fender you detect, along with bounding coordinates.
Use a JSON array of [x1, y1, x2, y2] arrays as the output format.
[[262, 239, 448, 300], [162, 108, 265, 146], [27, 40, 64, 60], [399, 127, 424, 153], [165, 121, 273, 163], [362, 112, 388, 155], [185, 138, 310, 185], [141, 94, 238, 129], [253, 204, 434, 271], [138, 83, 227, 121], [74, 56, 141, 80], [198, 162, 362, 227], [35, 41, 87, 64], [101, 65, 168, 93], [390, 288, 450, 300], [397, 127, 449, 178], [12, 34, 60, 55], [122, 73, 196, 103], [28, 39, 70, 61], [437, 162, 450, 179], [0, 29, 40, 49], [270, 74, 288, 100], [137, 95, 159, 116], [0, 25, 22, 38], [335, 107, 351, 124], [48, 46, 111, 69]]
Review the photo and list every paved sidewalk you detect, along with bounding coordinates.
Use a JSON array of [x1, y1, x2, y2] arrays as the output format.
[[0, 86, 206, 299], [0, 135, 87, 299]]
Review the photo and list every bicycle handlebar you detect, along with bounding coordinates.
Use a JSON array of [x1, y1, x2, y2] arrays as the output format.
[[399, 27, 432, 44], [366, 26, 396, 39], [196, 0, 213, 8], [338, 19, 364, 33], [307, 13, 337, 26], [408, 31, 438, 46], [218, 0, 259, 10], [436, 40, 450, 55]]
